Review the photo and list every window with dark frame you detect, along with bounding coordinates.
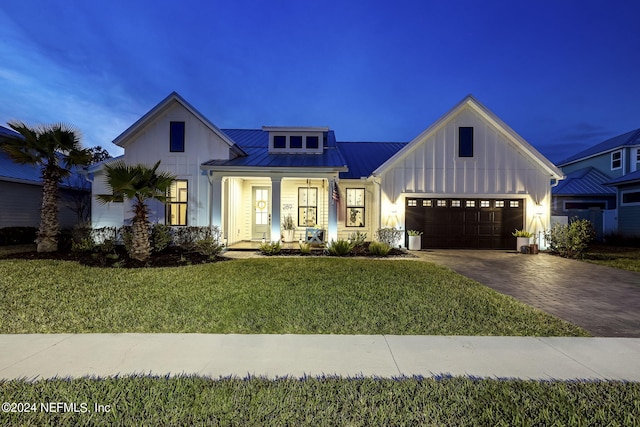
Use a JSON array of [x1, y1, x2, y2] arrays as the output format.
[[166, 180, 188, 225], [290, 135, 303, 149], [306, 136, 319, 149], [274, 135, 286, 149], [458, 127, 474, 157], [622, 191, 640, 204], [298, 187, 318, 226], [346, 188, 365, 227], [170, 122, 185, 152]]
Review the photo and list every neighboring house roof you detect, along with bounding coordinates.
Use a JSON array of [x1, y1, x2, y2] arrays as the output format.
[[605, 169, 640, 186], [204, 129, 348, 172], [336, 142, 407, 179], [0, 151, 88, 189], [0, 125, 22, 139], [557, 128, 640, 166], [552, 167, 616, 196], [372, 95, 564, 179], [113, 92, 247, 157]]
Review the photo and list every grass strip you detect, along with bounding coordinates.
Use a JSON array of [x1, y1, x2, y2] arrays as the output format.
[[1, 375, 638, 426], [0, 258, 587, 336]]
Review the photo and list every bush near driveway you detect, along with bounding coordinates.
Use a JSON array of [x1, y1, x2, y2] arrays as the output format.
[[0, 258, 587, 336]]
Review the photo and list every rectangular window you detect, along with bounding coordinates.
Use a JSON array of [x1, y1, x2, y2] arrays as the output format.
[[564, 202, 607, 210], [407, 199, 417, 207], [510, 200, 520, 208], [451, 200, 461, 207], [274, 135, 286, 149], [495, 200, 505, 208], [346, 188, 365, 227], [611, 150, 622, 170], [466, 200, 476, 208], [459, 127, 474, 157], [298, 187, 318, 226], [437, 200, 447, 207], [423, 200, 432, 207], [170, 122, 185, 152], [306, 136, 319, 149], [290, 135, 303, 149], [622, 191, 640, 205], [166, 180, 188, 225], [480, 200, 490, 208]]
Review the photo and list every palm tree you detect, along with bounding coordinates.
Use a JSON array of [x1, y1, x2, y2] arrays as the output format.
[[0, 122, 92, 252], [97, 160, 176, 262]]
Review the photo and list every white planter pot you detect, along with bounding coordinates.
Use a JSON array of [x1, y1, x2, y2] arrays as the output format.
[[408, 235, 421, 251], [283, 230, 296, 243], [516, 237, 531, 252]]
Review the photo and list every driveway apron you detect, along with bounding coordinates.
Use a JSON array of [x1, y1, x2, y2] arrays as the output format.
[[418, 250, 640, 337]]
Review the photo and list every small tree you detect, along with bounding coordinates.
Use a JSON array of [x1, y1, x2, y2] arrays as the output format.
[[0, 122, 92, 252], [97, 160, 176, 262]]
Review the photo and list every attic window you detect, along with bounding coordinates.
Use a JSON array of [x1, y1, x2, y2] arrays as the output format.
[[458, 127, 474, 157], [306, 136, 319, 149], [611, 150, 622, 170], [170, 122, 185, 152], [290, 136, 303, 149], [274, 135, 286, 149]]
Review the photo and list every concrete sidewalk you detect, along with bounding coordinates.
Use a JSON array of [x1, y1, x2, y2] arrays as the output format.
[[1, 334, 639, 381]]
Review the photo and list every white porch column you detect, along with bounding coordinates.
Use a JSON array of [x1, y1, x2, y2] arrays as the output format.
[[210, 173, 223, 228], [328, 178, 338, 242], [270, 176, 282, 241]]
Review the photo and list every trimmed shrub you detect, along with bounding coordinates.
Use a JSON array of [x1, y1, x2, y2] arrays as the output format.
[[376, 227, 403, 247], [0, 227, 37, 245], [545, 217, 596, 259], [328, 239, 355, 256], [368, 241, 391, 256], [151, 224, 173, 253], [259, 241, 281, 255]]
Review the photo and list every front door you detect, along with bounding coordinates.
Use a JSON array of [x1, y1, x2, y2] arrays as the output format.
[[251, 186, 271, 240]]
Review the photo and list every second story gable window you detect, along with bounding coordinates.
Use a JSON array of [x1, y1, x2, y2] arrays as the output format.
[[458, 127, 474, 157], [170, 122, 185, 152], [611, 150, 622, 170], [306, 136, 319, 149]]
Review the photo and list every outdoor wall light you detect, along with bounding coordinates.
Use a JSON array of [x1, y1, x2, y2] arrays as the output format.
[[534, 204, 544, 216]]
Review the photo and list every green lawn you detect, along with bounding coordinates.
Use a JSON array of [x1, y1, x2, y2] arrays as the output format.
[[1, 376, 638, 426], [583, 246, 640, 273], [0, 257, 587, 336]]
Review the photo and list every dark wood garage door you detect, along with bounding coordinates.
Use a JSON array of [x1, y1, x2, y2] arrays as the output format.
[[405, 198, 524, 249]]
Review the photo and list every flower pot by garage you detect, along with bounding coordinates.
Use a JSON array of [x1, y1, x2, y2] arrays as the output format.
[[283, 229, 296, 243], [516, 237, 531, 252], [529, 243, 539, 254], [408, 235, 421, 251]]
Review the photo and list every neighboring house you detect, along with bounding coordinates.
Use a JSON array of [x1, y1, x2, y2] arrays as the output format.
[[0, 126, 91, 228], [89, 92, 563, 249], [554, 128, 640, 238]]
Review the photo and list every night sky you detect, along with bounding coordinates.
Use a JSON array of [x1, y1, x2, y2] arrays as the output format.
[[1, 0, 639, 163]]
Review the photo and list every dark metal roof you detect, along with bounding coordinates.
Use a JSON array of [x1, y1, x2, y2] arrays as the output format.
[[552, 167, 616, 196], [605, 169, 640, 186], [0, 151, 88, 189], [336, 141, 407, 179], [203, 129, 347, 170], [0, 125, 22, 139], [558, 128, 640, 166]]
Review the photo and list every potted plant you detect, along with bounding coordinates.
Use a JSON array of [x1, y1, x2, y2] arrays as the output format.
[[282, 215, 295, 243], [407, 230, 423, 250], [512, 229, 533, 252]]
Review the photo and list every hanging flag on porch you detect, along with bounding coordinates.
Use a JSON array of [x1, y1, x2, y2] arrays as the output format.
[[332, 181, 340, 204]]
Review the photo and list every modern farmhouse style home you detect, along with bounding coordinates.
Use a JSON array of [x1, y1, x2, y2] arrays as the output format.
[[89, 92, 563, 249]]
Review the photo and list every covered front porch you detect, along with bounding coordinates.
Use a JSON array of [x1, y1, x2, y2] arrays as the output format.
[[205, 170, 342, 246]]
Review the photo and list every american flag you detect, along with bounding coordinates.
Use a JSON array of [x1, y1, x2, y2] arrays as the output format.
[[332, 181, 340, 204]]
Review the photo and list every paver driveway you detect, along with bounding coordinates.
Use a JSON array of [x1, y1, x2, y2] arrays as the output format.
[[418, 250, 640, 337]]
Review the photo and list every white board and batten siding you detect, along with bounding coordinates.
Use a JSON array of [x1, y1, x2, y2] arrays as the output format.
[[375, 98, 563, 234]]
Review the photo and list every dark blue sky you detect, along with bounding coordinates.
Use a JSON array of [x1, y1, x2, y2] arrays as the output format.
[[1, 1, 639, 163]]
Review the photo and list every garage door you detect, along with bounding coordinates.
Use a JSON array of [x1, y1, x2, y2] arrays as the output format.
[[405, 198, 524, 249]]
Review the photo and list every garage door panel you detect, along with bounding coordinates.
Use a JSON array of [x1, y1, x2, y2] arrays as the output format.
[[406, 198, 524, 249]]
